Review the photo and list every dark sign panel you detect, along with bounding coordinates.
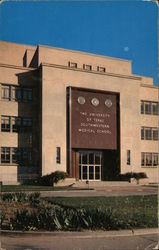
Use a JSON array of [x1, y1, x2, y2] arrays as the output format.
[[70, 88, 117, 149]]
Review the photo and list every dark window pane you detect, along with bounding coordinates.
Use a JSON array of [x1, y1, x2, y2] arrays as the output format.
[[95, 166, 100, 179], [1, 116, 10, 132], [152, 103, 159, 115], [145, 128, 152, 140], [141, 101, 144, 114], [141, 127, 144, 139], [82, 153, 87, 164], [83, 166, 87, 180], [95, 152, 100, 164], [153, 130, 158, 141], [89, 153, 94, 164], [145, 102, 151, 114], [89, 166, 94, 179]]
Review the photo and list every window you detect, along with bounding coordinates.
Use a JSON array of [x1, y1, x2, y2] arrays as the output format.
[[12, 148, 20, 164], [141, 127, 158, 141], [145, 102, 151, 114], [141, 127, 144, 140], [83, 64, 92, 71], [23, 88, 32, 102], [21, 148, 32, 164], [68, 61, 77, 68], [97, 66, 106, 72], [153, 129, 158, 141], [12, 86, 21, 101], [145, 128, 152, 140], [1, 116, 10, 132], [12, 117, 21, 132], [0, 147, 32, 165], [141, 101, 159, 115], [1, 85, 10, 100], [1, 84, 33, 103], [141, 101, 144, 114], [141, 152, 158, 167], [56, 147, 61, 164], [127, 150, 131, 165], [22, 118, 32, 132], [1, 147, 10, 163]]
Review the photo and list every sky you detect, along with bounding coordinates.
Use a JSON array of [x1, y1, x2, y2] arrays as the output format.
[[0, 1, 158, 85]]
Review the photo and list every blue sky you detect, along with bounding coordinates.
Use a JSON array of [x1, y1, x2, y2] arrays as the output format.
[[0, 1, 158, 85]]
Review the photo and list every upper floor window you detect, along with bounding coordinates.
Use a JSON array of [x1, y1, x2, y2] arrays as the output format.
[[1, 84, 33, 103], [1, 116, 10, 132], [68, 61, 77, 68], [0, 147, 32, 165], [12, 117, 21, 132], [141, 152, 158, 167], [23, 88, 32, 103], [1, 116, 32, 133], [141, 101, 159, 115], [12, 86, 21, 102], [1, 147, 10, 163], [141, 127, 158, 141], [1, 85, 10, 100], [83, 64, 92, 71], [97, 66, 106, 73]]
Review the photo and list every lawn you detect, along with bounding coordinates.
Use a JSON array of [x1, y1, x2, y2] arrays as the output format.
[[1, 193, 157, 231], [0, 185, 91, 192]]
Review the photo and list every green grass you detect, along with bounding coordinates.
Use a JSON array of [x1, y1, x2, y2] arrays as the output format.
[[1, 194, 157, 230], [0, 185, 92, 192], [44, 195, 158, 227], [44, 195, 157, 210]]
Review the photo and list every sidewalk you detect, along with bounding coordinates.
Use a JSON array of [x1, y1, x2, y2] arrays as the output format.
[[1, 228, 158, 238]]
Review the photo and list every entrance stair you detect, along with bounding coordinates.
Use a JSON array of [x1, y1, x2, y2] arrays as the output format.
[[54, 178, 133, 188]]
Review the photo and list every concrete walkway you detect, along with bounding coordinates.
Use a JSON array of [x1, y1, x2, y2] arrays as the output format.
[[41, 185, 158, 197]]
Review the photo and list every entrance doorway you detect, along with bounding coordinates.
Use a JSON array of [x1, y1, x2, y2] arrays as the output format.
[[79, 151, 102, 180]]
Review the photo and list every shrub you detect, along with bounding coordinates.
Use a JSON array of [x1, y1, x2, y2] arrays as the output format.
[[1, 192, 40, 204], [120, 172, 147, 181], [37, 171, 68, 186]]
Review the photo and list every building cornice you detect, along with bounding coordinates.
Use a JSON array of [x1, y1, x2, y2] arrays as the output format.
[[38, 44, 131, 64], [0, 63, 35, 71], [140, 84, 159, 89], [40, 62, 141, 81]]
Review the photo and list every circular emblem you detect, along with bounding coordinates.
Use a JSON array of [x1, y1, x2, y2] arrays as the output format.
[[77, 96, 85, 105], [91, 98, 99, 107], [105, 99, 112, 108]]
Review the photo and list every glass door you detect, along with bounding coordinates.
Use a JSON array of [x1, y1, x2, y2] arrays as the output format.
[[79, 151, 102, 180]]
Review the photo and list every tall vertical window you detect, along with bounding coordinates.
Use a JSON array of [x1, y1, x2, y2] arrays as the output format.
[[23, 88, 32, 102], [12, 117, 21, 132], [127, 150, 131, 165], [22, 118, 32, 132], [1, 85, 10, 100], [1, 147, 10, 163], [56, 147, 61, 164], [12, 148, 20, 164], [12, 86, 21, 102], [1, 116, 10, 132]]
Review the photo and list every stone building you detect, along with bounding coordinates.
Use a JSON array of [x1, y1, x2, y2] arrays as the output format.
[[0, 41, 158, 184]]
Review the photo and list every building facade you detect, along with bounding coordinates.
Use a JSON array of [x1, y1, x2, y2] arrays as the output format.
[[0, 41, 158, 184]]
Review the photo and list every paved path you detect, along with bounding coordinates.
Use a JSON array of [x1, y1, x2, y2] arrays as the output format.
[[1, 229, 158, 250], [41, 185, 158, 197]]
